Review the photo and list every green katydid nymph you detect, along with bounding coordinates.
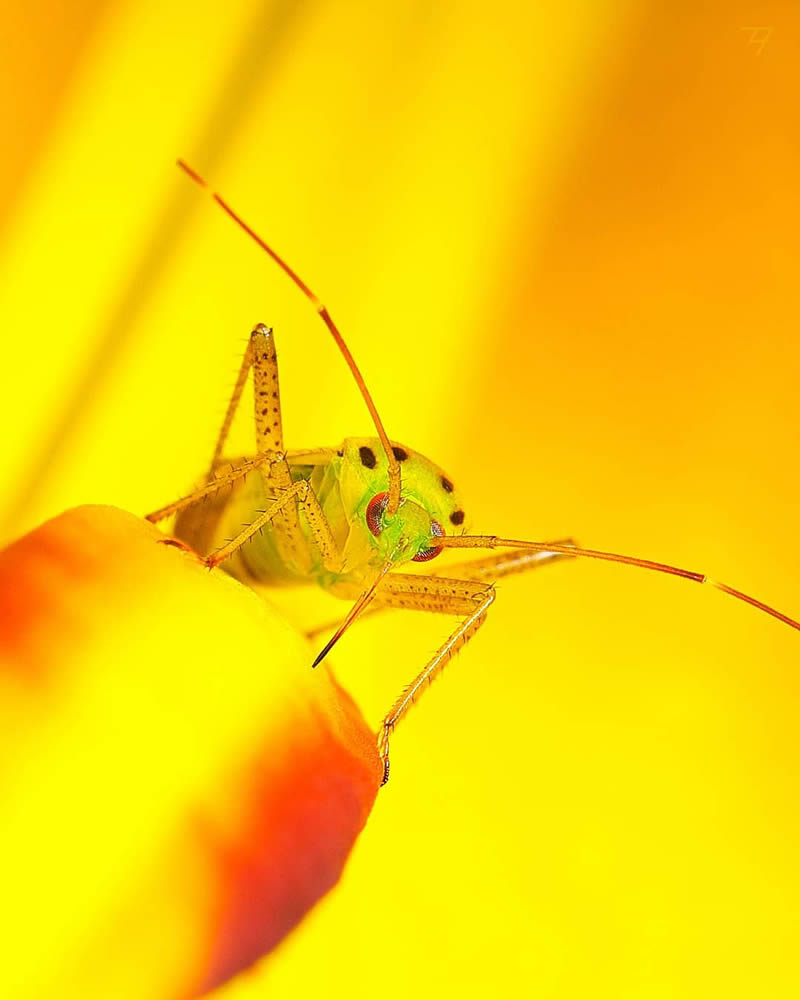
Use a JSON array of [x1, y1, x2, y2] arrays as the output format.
[[147, 160, 800, 786]]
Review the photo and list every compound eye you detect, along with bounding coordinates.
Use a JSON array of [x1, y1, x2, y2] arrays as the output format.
[[365, 492, 390, 537], [412, 519, 444, 562]]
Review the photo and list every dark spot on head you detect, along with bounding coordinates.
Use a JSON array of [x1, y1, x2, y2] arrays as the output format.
[[336, 449, 343, 457], [441, 476, 454, 493], [450, 509, 465, 526], [359, 446, 377, 469], [392, 446, 409, 462]]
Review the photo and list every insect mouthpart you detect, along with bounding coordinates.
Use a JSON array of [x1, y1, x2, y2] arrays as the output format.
[[366, 491, 444, 563]]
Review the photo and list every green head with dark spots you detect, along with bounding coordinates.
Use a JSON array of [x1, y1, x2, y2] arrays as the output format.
[[333, 437, 467, 570]]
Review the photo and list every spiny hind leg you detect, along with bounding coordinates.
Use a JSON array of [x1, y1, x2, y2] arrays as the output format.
[[208, 323, 285, 474], [151, 325, 322, 571], [370, 574, 496, 786], [208, 323, 313, 571], [248, 326, 321, 572], [147, 324, 288, 522], [203, 324, 293, 509]]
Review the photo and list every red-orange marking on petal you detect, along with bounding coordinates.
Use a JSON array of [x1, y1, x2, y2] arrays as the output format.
[[193, 684, 379, 992]]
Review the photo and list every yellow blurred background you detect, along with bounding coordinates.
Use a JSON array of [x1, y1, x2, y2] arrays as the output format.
[[1, 1, 799, 997]]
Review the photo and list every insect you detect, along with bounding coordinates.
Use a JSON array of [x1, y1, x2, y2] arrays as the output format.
[[147, 160, 800, 786]]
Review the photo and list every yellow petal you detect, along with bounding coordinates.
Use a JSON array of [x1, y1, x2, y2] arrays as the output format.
[[0, 505, 380, 999]]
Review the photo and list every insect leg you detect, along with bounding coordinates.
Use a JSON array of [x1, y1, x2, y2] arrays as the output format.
[[370, 575, 496, 785], [296, 481, 340, 572], [206, 323, 285, 471], [207, 337, 253, 475], [236, 324, 318, 575], [303, 540, 574, 639], [205, 479, 340, 573], [205, 480, 308, 569], [189, 322, 302, 568], [152, 325, 323, 572], [145, 454, 276, 524]]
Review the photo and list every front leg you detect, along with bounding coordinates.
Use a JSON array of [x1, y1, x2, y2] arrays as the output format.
[[372, 574, 496, 786], [304, 538, 576, 640], [205, 478, 340, 573], [145, 453, 276, 524]]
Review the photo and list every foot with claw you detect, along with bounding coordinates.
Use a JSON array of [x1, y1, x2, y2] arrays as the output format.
[[378, 729, 391, 786]]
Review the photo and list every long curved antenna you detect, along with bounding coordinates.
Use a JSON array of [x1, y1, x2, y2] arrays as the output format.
[[177, 159, 402, 515], [438, 535, 800, 632]]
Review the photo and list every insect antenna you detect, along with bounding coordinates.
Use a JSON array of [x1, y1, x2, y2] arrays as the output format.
[[177, 158, 402, 514], [438, 536, 800, 632]]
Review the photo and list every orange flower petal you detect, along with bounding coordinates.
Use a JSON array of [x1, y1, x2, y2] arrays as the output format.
[[0, 505, 381, 999]]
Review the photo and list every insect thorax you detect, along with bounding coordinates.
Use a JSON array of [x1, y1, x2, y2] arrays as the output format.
[[176, 437, 466, 590]]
